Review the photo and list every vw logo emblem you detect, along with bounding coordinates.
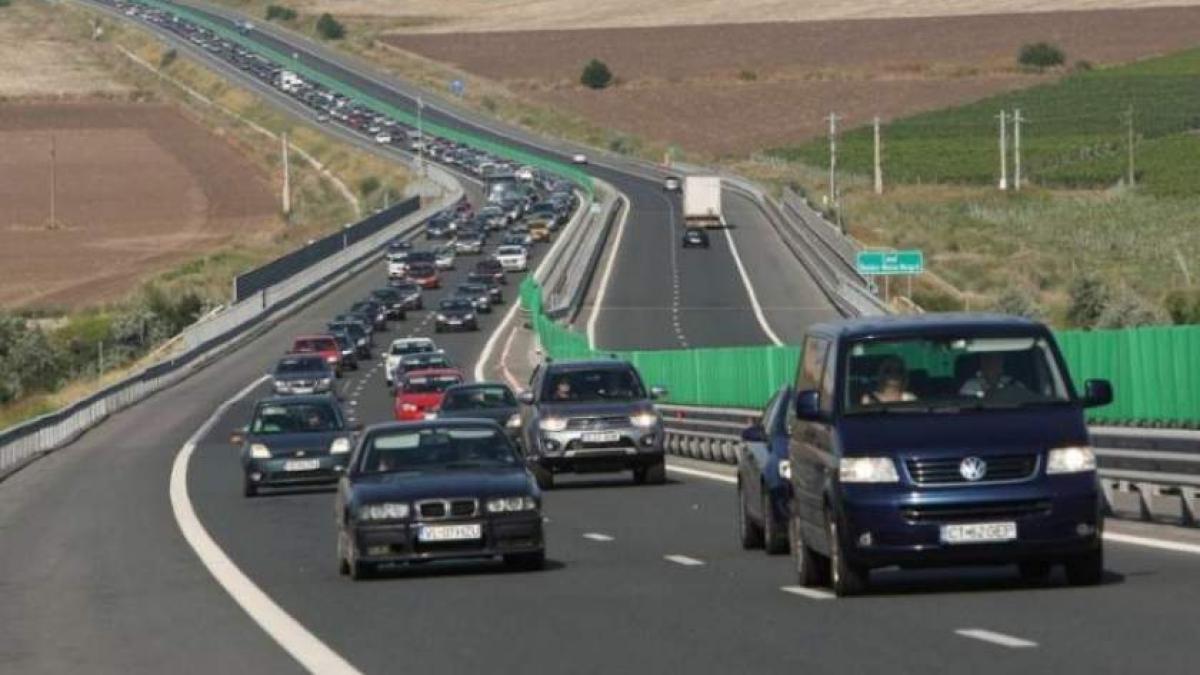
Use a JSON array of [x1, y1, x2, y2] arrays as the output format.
[[959, 457, 987, 482]]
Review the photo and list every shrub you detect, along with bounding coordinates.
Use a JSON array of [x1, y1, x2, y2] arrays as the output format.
[[0, 313, 67, 403], [911, 287, 963, 312], [991, 287, 1042, 320], [1096, 286, 1168, 328], [607, 133, 641, 155], [480, 96, 498, 113], [358, 176, 381, 196], [1163, 288, 1200, 324], [265, 5, 298, 21], [1018, 42, 1066, 70], [1066, 274, 1108, 328], [738, 69, 758, 82], [315, 13, 345, 40], [0, 0, 12, 8], [580, 59, 613, 90], [159, 48, 177, 69]]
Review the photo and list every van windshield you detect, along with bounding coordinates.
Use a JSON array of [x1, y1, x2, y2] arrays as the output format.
[[844, 336, 1071, 414]]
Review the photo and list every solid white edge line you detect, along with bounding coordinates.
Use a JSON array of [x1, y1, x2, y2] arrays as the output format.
[[169, 375, 362, 675], [720, 225, 784, 347], [664, 554, 706, 566], [669, 462, 1200, 557], [586, 195, 631, 350], [955, 629, 1038, 649], [780, 586, 835, 600], [582, 532, 615, 542]]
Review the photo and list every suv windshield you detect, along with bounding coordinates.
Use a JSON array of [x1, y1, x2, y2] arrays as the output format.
[[275, 357, 328, 374], [442, 386, 516, 410], [360, 427, 520, 474], [541, 368, 646, 403], [250, 402, 342, 434], [844, 335, 1071, 414]]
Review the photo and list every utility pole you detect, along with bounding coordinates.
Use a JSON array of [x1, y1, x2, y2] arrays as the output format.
[[281, 132, 291, 217], [997, 110, 1008, 191], [1126, 104, 1136, 188], [1012, 109, 1023, 191], [49, 133, 57, 228], [826, 112, 840, 231], [873, 116, 883, 195]]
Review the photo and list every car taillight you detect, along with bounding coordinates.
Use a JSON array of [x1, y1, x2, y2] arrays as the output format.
[[326, 355, 338, 363], [401, 403, 419, 412]]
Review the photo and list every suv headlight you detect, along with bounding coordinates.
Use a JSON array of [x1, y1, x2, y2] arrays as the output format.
[[539, 417, 567, 432], [629, 412, 659, 428], [249, 443, 272, 459], [317, 377, 332, 390], [506, 414, 522, 429], [486, 496, 538, 513], [1047, 446, 1096, 474], [436, 313, 448, 321], [273, 381, 289, 393], [359, 502, 410, 521], [839, 457, 899, 483], [330, 437, 352, 454]]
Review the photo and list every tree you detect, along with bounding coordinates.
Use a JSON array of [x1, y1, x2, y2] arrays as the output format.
[[1066, 274, 1108, 328], [315, 13, 345, 40], [1018, 42, 1066, 70], [265, 5, 298, 21], [580, 59, 613, 90]]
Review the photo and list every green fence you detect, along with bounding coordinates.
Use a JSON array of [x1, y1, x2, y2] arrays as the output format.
[[139, 0, 593, 196], [522, 278, 1200, 425]]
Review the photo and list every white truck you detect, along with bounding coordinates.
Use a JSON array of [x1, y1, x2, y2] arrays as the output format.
[[683, 176, 724, 229]]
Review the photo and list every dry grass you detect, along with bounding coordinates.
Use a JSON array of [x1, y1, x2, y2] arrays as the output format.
[[0, 0, 129, 97]]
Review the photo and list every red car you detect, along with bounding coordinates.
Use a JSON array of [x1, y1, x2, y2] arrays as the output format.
[[393, 368, 465, 421], [408, 262, 440, 289], [289, 335, 342, 376]]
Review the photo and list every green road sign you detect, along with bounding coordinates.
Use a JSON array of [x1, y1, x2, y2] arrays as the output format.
[[856, 250, 924, 275]]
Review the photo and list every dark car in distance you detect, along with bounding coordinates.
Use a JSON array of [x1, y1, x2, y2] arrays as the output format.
[[271, 355, 336, 397], [786, 314, 1112, 596], [335, 420, 544, 579], [386, 280, 424, 310], [682, 228, 709, 248], [738, 386, 793, 555], [437, 383, 523, 443], [370, 288, 409, 320], [328, 331, 360, 372], [234, 395, 360, 497], [435, 298, 478, 332]]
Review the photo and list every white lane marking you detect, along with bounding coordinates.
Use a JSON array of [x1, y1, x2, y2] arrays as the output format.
[[169, 376, 362, 675], [781, 586, 835, 600], [720, 224, 784, 347], [582, 533, 614, 542], [664, 554, 706, 567], [955, 629, 1038, 649], [666, 463, 736, 485], [1103, 532, 1200, 556], [498, 323, 522, 389], [586, 195, 631, 349]]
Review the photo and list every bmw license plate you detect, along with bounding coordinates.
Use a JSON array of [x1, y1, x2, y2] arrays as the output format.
[[419, 523, 482, 542], [940, 521, 1017, 545], [283, 458, 320, 472], [582, 431, 620, 444]]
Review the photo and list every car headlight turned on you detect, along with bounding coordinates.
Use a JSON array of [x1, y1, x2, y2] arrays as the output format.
[[629, 412, 659, 428], [486, 496, 538, 513], [1047, 446, 1097, 474], [539, 418, 567, 432], [436, 313, 448, 321], [330, 438, 352, 454], [359, 502, 410, 521], [839, 457, 899, 483], [506, 414, 522, 429], [778, 459, 792, 481], [317, 378, 332, 391], [250, 443, 272, 459]]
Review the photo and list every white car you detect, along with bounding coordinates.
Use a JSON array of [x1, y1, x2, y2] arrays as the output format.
[[374, 132, 392, 144], [663, 176, 682, 191], [384, 338, 437, 385], [494, 245, 529, 272], [571, 153, 588, 165], [386, 252, 409, 279], [434, 247, 456, 270], [515, 166, 536, 182]]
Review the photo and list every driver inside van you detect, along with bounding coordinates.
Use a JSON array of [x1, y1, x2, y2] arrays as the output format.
[[960, 352, 1023, 398], [861, 356, 918, 405]]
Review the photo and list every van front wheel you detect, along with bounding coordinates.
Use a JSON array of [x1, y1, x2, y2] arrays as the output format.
[[791, 514, 828, 587], [828, 516, 869, 597]]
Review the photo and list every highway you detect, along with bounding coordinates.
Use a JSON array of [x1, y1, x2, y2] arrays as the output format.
[[3, 2, 1199, 674]]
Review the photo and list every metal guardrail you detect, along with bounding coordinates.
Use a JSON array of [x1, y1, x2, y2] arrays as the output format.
[[658, 404, 1200, 527], [541, 180, 623, 321]]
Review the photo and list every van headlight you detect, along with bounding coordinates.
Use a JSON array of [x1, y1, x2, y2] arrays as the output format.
[[250, 443, 272, 459], [330, 438, 352, 454], [839, 457, 899, 483], [539, 417, 568, 432], [486, 496, 538, 513], [359, 502, 410, 521], [1047, 446, 1096, 474], [629, 412, 659, 428], [506, 414, 522, 429], [778, 459, 792, 481]]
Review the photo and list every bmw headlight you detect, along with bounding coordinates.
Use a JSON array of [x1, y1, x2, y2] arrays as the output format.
[[486, 496, 538, 513], [1047, 446, 1096, 474], [329, 437, 352, 454], [464, 313, 475, 321], [629, 412, 659, 428], [778, 459, 792, 481], [838, 457, 899, 483], [359, 502, 410, 521], [437, 313, 448, 321], [539, 417, 568, 432], [250, 443, 272, 459], [506, 414, 522, 429]]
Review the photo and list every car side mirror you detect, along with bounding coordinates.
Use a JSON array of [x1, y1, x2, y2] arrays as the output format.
[[741, 425, 766, 443], [650, 386, 668, 400], [794, 390, 822, 421], [229, 429, 246, 446], [518, 390, 535, 405], [1082, 379, 1113, 409]]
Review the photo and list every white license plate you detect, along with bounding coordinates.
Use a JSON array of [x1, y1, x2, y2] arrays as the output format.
[[940, 521, 1017, 545], [283, 458, 321, 472], [582, 431, 620, 444], [419, 523, 482, 542]]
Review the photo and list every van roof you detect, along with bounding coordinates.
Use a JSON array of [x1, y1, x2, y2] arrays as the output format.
[[809, 313, 1046, 340]]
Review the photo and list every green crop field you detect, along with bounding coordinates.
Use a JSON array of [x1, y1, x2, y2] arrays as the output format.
[[768, 47, 1200, 196]]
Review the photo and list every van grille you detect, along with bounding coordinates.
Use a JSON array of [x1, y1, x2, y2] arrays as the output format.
[[905, 454, 1038, 485], [901, 499, 1052, 523]]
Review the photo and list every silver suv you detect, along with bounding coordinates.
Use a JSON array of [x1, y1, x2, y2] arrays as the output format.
[[518, 360, 667, 489]]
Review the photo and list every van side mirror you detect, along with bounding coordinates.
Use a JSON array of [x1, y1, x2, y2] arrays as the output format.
[[741, 425, 766, 443], [518, 390, 535, 405], [650, 386, 668, 400], [1082, 379, 1113, 409], [794, 390, 822, 421]]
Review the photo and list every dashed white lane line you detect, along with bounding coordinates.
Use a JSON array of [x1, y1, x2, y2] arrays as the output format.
[[955, 629, 1038, 649], [1102, 532, 1200, 556], [780, 586, 835, 600], [582, 533, 615, 542], [664, 554, 706, 567]]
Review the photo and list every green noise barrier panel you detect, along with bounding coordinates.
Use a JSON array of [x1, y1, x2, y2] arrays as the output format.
[[522, 278, 1200, 425]]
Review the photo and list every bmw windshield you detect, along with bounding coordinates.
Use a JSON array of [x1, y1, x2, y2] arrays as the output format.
[[358, 427, 521, 474]]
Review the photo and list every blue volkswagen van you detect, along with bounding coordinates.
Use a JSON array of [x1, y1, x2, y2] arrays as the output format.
[[786, 314, 1112, 596]]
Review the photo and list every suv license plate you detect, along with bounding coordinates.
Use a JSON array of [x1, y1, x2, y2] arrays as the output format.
[[940, 522, 1017, 545], [419, 523, 482, 542], [283, 459, 320, 472], [582, 431, 620, 444]]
